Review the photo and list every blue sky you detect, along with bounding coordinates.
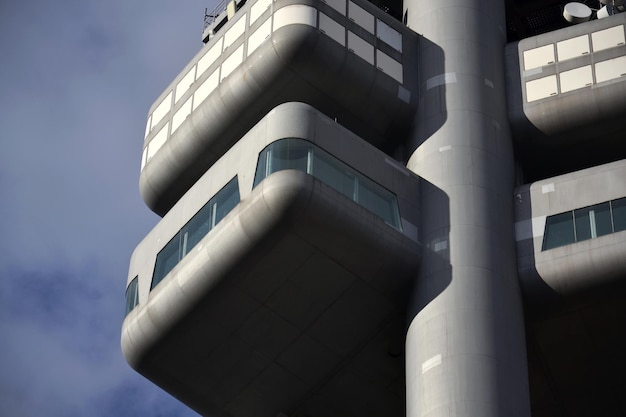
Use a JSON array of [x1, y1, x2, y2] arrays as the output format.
[[0, 1, 216, 415]]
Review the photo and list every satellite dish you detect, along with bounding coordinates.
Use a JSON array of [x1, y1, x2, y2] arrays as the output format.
[[563, 2, 592, 23], [597, 4, 618, 18], [599, 0, 624, 6]]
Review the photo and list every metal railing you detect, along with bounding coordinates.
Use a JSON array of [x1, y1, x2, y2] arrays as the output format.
[[203, 0, 229, 31]]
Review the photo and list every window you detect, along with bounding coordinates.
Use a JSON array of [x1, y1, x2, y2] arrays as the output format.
[[612, 197, 626, 232], [542, 197, 626, 250], [574, 202, 612, 241], [152, 232, 181, 288], [526, 75, 558, 102], [523, 44, 555, 71], [376, 19, 402, 52], [542, 212, 575, 250], [125, 277, 139, 316], [151, 177, 240, 289], [253, 139, 401, 229]]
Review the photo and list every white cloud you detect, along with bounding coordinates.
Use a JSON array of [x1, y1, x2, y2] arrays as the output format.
[[0, 0, 216, 415]]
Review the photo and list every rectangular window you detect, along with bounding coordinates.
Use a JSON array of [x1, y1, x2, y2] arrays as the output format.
[[523, 44, 555, 71], [542, 197, 626, 251], [320, 13, 345, 46], [574, 202, 612, 241], [151, 177, 240, 289], [151, 91, 173, 130], [376, 49, 403, 83], [556, 35, 589, 61], [250, 0, 272, 25], [171, 97, 193, 134], [213, 178, 241, 225], [595, 56, 626, 84], [182, 203, 213, 257], [146, 122, 169, 163], [152, 233, 181, 289], [247, 19, 271, 56], [376, 19, 402, 52], [559, 66, 592, 93], [612, 197, 626, 232], [348, 31, 374, 65], [268, 140, 310, 174], [542, 212, 575, 250], [220, 45, 244, 81], [348, 1, 374, 33], [357, 176, 401, 227], [311, 150, 355, 198], [591, 25, 625, 52], [525, 75, 558, 102], [175, 66, 196, 103], [253, 139, 402, 230], [223, 15, 247, 50], [125, 276, 139, 316], [193, 69, 219, 110], [197, 38, 223, 77]]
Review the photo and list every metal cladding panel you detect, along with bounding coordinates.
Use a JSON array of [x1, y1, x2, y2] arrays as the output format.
[[139, 0, 419, 216], [505, 13, 626, 149]]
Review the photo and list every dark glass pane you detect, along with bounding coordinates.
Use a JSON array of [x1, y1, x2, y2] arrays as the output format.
[[253, 148, 269, 188], [575, 202, 612, 241], [251, 139, 401, 230], [214, 178, 240, 225], [125, 276, 139, 316], [542, 212, 575, 250], [182, 202, 212, 257], [613, 197, 626, 232], [152, 233, 181, 289], [267, 140, 309, 174], [312, 151, 356, 199], [358, 177, 400, 228]]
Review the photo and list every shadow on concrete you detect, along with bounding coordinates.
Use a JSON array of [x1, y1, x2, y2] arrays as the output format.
[[400, 34, 452, 320], [405, 179, 452, 322], [405, 35, 447, 152]]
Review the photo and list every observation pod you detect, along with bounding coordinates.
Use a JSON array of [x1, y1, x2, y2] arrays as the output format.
[[123, 103, 422, 417], [139, 0, 420, 216], [506, 14, 626, 178], [515, 159, 626, 300]]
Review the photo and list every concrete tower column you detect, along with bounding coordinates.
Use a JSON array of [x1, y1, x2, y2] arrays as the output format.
[[403, 0, 531, 416]]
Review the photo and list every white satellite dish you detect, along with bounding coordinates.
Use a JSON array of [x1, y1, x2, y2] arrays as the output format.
[[597, 4, 618, 18], [563, 2, 592, 23]]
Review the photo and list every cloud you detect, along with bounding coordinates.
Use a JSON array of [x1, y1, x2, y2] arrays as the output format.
[[0, 0, 214, 415], [0, 263, 199, 417]]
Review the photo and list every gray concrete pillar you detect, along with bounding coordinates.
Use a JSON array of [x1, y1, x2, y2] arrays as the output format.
[[402, 0, 531, 416]]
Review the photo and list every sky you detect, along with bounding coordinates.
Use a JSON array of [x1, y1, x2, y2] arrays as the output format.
[[0, 1, 217, 415]]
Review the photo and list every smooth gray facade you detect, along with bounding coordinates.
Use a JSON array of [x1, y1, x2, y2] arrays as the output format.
[[123, 0, 626, 416]]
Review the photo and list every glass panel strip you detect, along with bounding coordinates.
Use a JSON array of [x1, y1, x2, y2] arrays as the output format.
[[151, 177, 240, 289], [252, 138, 401, 229]]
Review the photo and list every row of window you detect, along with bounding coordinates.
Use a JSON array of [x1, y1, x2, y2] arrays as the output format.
[[542, 197, 626, 250], [126, 140, 403, 315], [141, 0, 404, 171], [523, 24, 625, 71], [125, 191, 626, 314], [253, 138, 402, 229], [523, 24, 626, 102], [151, 177, 241, 290], [525, 56, 626, 102]]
